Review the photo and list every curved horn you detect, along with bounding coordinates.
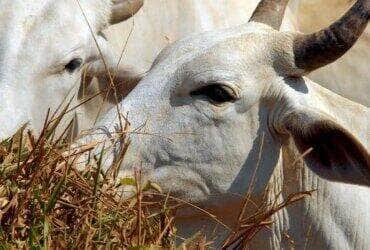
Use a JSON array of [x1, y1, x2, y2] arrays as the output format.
[[293, 0, 370, 73], [249, 0, 290, 30], [110, 0, 144, 25]]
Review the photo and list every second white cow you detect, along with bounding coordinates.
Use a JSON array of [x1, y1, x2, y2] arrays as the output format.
[[0, 0, 143, 140]]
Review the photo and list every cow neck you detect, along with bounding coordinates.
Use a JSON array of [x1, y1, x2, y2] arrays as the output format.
[[175, 139, 370, 249], [263, 140, 370, 249]]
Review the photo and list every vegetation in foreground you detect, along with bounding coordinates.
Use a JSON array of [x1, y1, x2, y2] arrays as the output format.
[[0, 106, 312, 249]]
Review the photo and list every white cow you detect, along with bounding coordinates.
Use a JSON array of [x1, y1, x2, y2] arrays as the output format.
[[90, 0, 370, 248], [105, 0, 370, 107], [0, 0, 143, 140]]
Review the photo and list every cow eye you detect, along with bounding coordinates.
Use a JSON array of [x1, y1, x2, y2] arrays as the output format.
[[65, 58, 83, 73], [190, 84, 237, 105]]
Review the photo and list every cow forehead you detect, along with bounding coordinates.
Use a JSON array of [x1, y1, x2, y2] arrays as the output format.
[[150, 22, 277, 84], [153, 22, 275, 70]]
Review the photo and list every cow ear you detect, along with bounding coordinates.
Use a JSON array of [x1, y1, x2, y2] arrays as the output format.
[[283, 110, 370, 186], [79, 59, 142, 103], [110, 0, 143, 25]]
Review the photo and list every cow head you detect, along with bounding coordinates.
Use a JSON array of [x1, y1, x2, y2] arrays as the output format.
[[92, 0, 370, 204], [0, 0, 143, 140]]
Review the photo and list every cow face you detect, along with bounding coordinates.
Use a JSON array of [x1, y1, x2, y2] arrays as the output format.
[[0, 0, 142, 139], [101, 23, 295, 203], [110, 24, 282, 203], [95, 2, 370, 204]]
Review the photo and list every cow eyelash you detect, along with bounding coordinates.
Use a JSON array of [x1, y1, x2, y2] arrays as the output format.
[[65, 58, 83, 73], [190, 84, 237, 105]]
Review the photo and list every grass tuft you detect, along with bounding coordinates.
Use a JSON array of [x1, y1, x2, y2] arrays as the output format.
[[0, 110, 180, 249]]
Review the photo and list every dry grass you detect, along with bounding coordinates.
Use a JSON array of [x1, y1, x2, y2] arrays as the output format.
[[222, 190, 314, 249], [0, 107, 180, 249], [0, 106, 312, 249]]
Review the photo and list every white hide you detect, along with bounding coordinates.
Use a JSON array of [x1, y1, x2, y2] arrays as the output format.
[[93, 18, 370, 250]]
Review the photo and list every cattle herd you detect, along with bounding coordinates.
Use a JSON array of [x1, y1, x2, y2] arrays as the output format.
[[0, 0, 369, 249]]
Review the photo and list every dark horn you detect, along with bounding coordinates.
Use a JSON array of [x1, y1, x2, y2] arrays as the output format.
[[293, 0, 370, 73], [249, 0, 290, 30], [110, 0, 144, 25]]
